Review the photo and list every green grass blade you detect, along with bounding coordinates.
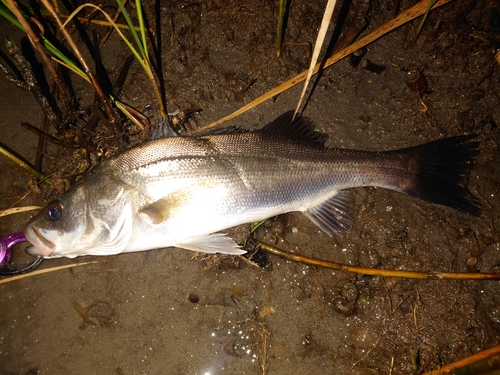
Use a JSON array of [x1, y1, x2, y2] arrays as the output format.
[[65, 3, 148, 72], [115, 0, 145, 58], [0, 2, 25, 30], [0, 2, 88, 80], [415, 0, 436, 37], [135, 0, 149, 63]]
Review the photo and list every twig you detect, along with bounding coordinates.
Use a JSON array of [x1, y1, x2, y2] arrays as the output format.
[[418, 345, 500, 375], [389, 356, 395, 375], [57, 13, 154, 32], [0, 145, 45, 180], [0, 206, 40, 218], [257, 241, 500, 280], [3, 37, 63, 131], [20, 122, 89, 149], [0, 261, 98, 284], [351, 334, 382, 369], [7, 191, 33, 209], [99, 0, 128, 48]]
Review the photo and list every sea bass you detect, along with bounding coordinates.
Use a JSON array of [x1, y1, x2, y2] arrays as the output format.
[[25, 111, 480, 258]]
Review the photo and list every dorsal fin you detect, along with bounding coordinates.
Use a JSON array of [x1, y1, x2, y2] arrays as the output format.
[[149, 118, 179, 140], [261, 111, 328, 145]]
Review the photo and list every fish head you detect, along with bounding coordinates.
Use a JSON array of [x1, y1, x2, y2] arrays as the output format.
[[25, 168, 134, 258]]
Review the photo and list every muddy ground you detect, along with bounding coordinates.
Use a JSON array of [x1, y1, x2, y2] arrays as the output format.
[[0, 0, 499, 374]]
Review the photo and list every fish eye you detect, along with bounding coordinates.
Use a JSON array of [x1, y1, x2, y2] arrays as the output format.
[[46, 200, 63, 221]]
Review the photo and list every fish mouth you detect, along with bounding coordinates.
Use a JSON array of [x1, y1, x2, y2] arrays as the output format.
[[24, 225, 56, 257]]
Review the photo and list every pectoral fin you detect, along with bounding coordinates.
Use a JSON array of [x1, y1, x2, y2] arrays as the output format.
[[139, 197, 173, 224], [139, 182, 217, 225], [176, 233, 246, 255], [304, 190, 352, 235]]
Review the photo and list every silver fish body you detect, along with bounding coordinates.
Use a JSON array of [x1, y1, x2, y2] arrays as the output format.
[[25, 112, 480, 258]]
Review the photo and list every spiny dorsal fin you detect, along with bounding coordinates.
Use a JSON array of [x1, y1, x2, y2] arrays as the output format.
[[149, 118, 179, 140], [261, 111, 328, 145]]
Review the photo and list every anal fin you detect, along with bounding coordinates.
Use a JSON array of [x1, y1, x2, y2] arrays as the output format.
[[304, 190, 352, 235], [176, 233, 246, 255]]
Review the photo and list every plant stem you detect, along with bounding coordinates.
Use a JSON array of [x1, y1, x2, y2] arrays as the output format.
[[257, 241, 500, 280], [4, 0, 71, 107], [0, 145, 45, 180], [4, 37, 63, 131], [39, 0, 122, 138], [410, 0, 436, 47]]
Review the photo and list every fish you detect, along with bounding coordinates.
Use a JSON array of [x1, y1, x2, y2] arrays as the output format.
[[24, 111, 480, 258]]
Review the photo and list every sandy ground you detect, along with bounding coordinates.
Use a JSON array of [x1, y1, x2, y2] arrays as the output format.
[[1, 0, 499, 374]]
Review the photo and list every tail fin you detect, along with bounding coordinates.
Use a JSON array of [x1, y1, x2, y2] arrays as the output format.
[[400, 135, 481, 215]]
